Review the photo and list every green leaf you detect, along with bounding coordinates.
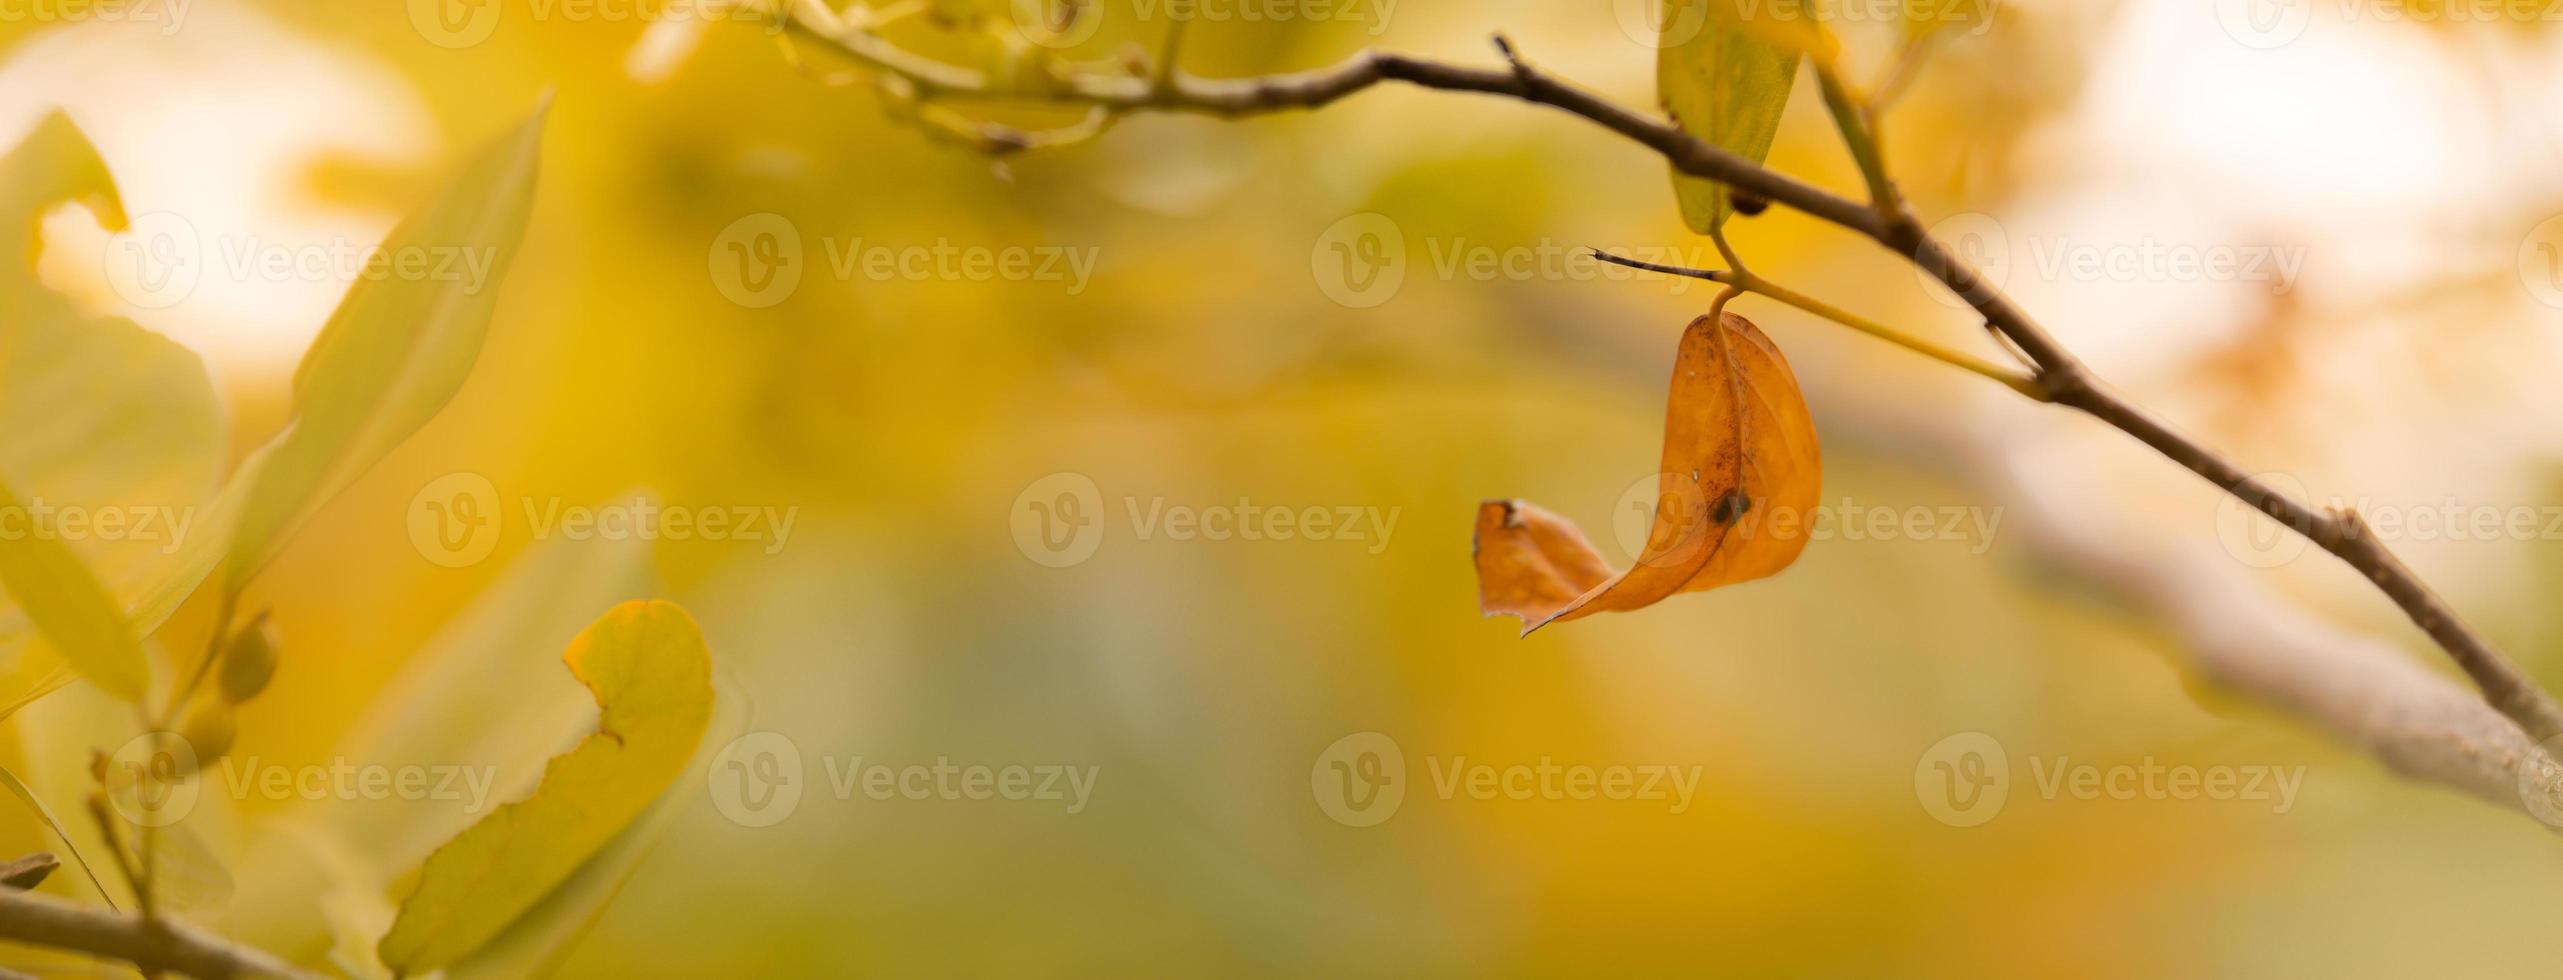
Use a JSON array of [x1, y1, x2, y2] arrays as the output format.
[[376, 599, 714, 975], [1658, 0, 1804, 231], [0, 472, 147, 701], [224, 101, 548, 588]]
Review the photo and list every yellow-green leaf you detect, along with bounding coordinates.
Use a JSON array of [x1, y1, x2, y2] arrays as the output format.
[[213, 531, 657, 968], [0, 112, 125, 291], [0, 473, 146, 701], [1659, 0, 1803, 231], [445, 664, 743, 980], [376, 599, 714, 975], [225, 102, 547, 587], [0, 111, 224, 711], [324, 527, 657, 867]]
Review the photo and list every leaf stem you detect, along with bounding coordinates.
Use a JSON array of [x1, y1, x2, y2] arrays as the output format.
[[160, 591, 235, 730], [1589, 250, 2039, 398], [1735, 271, 2044, 399], [1814, 66, 1899, 214], [1155, 11, 1191, 91]]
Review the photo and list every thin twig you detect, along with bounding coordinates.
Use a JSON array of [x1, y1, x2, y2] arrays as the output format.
[[1870, 28, 1951, 112], [1589, 250, 2040, 396], [1814, 66, 1900, 213], [761, 10, 2563, 773], [0, 887, 309, 979], [1153, 10, 1191, 90]]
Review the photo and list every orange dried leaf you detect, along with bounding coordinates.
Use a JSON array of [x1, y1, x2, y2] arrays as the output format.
[[1473, 499, 1613, 623], [1475, 312, 1822, 634]]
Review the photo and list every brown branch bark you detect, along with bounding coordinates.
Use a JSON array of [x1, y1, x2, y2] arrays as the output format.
[[771, 5, 2563, 754], [1848, 382, 2563, 821], [0, 887, 310, 978]]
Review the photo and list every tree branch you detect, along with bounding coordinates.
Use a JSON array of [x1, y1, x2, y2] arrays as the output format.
[[764, 6, 2563, 784], [0, 887, 310, 978]]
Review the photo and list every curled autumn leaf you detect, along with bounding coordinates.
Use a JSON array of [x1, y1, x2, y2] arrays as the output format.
[[1476, 311, 1821, 634]]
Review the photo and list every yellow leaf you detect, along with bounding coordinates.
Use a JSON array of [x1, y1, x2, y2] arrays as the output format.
[[326, 528, 657, 868], [443, 665, 744, 980], [376, 599, 714, 975], [1475, 312, 1822, 633], [1659, 0, 1805, 231], [0, 112, 125, 289], [225, 101, 547, 587], [0, 473, 146, 701], [213, 532, 658, 967], [0, 112, 222, 709]]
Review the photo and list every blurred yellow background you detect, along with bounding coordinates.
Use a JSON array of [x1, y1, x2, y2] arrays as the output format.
[[10, 0, 2563, 976]]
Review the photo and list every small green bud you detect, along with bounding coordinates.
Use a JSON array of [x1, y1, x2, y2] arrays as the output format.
[[218, 612, 278, 704], [177, 697, 235, 762]]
